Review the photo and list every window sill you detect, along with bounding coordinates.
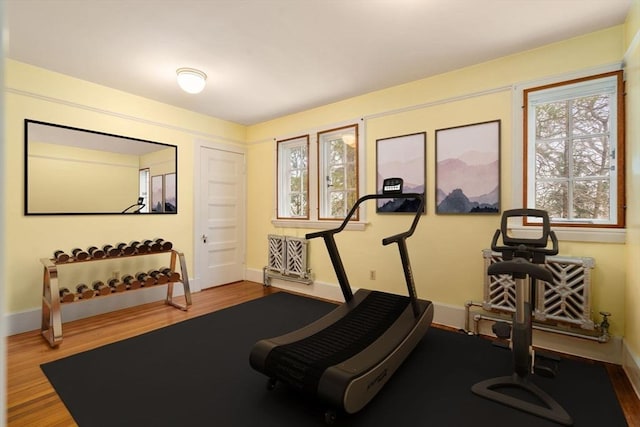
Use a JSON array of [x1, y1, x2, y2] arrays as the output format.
[[271, 219, 367, 231], [509, 225, 625, 244]]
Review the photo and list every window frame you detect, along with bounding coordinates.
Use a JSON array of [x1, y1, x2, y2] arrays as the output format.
[[138, 168, 150, 213], [317, 124, 359, 221], [522, 70, 625, 229], [276, 134, 310, 220]]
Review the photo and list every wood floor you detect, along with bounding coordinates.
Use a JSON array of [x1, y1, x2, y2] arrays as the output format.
[[6, 281, 640, 426]]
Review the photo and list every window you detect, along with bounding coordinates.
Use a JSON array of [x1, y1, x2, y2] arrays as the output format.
[[318, 125, 359, 220], [138, 168, 150, 213], [523, 71, 624, 228], [276, 122, 361, 225], [277, 135, 309, 219]]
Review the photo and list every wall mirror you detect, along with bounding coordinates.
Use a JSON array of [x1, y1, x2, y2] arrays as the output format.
[[25, 119, 178, 215]]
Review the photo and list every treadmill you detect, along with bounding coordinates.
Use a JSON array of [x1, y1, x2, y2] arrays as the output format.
[[250, 178, 434, 423]]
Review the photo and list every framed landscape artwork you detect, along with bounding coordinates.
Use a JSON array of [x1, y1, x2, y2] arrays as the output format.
[[151, 175, 164, 212], [376, 132, 426, 213], [435, 120, 500, 214], [164, 173, 177, 212]]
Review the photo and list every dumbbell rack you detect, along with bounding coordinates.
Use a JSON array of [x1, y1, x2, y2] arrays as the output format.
[[40, 249, 191, 347]]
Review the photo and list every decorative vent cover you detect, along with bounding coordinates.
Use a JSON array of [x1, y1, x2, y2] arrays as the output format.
[[267, 235, 286, 273], [265, 235, 312, 285], [284, 236, 308, 278], [482, 249, 595, 330]]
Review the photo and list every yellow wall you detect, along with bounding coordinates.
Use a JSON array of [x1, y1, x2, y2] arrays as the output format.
[[28, 142, 139, 213], [246, 26, 628, 336], [141, 147, 176, 176], [624, 0, 640, 362], [4, 59, 245, 312]]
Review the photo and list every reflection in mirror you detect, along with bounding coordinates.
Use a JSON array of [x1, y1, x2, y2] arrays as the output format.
[[25, 119, 177, 215]]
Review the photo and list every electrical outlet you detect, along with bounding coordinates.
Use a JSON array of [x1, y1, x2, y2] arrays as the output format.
[[369, 270, 376, 280]]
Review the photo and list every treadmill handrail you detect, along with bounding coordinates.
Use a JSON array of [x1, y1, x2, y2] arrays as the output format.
[[306, 192, 424, 240], [306, 192, 425, 308]]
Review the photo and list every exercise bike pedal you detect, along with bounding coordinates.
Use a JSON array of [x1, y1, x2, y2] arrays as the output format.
[[491, 321, 512, 349], [492, 321, 512, 339], [533, 352, 560, 378]]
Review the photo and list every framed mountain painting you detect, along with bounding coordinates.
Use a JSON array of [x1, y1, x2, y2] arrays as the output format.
[[376, 132, 426, 213], [436, 120, 500, 214]]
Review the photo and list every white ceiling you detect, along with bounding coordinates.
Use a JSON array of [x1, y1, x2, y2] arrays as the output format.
[[5, 0, 632, 126]]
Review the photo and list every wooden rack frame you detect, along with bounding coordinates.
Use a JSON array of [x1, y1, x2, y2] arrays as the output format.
[[41, 249, 192, 347]]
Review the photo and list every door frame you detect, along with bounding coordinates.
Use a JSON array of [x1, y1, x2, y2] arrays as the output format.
[[193, 138, 247, 292]]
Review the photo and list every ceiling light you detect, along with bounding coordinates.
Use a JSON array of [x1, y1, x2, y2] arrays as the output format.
[[176, 68, 207, 94]]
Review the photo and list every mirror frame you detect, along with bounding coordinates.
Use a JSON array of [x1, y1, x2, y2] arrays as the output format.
[[24, 119, 178, 215]]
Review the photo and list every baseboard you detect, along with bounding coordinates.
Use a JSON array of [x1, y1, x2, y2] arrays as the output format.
[[8, 269, 629, 369], [622, 341, 640, 399], [438, 304, 623, 364], [245, 268, 347, 302], [246, 268, 624, 364], [4, 283, 189, 337]]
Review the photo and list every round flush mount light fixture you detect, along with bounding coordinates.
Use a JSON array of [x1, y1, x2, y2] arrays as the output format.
[[176, 68, 207, 94]]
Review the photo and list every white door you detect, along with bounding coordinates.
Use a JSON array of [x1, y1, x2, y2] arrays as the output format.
[[199, 146, 246, 288]]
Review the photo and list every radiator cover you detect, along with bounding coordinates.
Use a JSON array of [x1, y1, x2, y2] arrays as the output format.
[[264, 235, 313, 285], [482, 249, 595, 330]]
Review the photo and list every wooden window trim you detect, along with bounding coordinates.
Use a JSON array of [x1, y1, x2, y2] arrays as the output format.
[[276, 134, 310, 220], [522, 70, 625, 228], [317, 124, 360, 221]]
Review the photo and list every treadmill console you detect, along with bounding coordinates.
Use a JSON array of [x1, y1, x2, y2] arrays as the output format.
[[382, 177, 403, 195]]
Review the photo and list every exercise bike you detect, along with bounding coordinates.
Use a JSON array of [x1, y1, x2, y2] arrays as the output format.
[[471, 209, 573, 426]]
